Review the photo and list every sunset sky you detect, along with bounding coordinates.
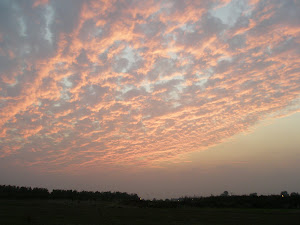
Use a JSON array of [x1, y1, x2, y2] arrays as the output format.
[[0, 0, 299, 199]]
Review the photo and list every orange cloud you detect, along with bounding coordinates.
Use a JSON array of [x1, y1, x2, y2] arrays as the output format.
[[32, 0, 49, 8], [1, 0, 300, 171]]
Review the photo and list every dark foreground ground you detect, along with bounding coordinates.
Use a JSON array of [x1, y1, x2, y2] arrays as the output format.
[[1, 199, 299, 225]]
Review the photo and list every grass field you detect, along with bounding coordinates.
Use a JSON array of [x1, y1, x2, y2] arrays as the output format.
[[0, 199, 299, 225]]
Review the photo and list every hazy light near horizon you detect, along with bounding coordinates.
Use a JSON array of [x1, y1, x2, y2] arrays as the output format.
[[0, 0, 299, 173]]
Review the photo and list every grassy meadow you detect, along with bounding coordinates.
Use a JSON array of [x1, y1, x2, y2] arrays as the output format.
[[1, 199, 299, 225]]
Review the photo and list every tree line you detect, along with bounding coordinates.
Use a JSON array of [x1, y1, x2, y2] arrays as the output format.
[[139, 191, 300, 209], [0, 185, 139, 202], [1, 185, 299, 209], [146, 193, 300, 209]]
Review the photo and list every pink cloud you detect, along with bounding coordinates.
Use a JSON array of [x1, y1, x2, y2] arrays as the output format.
[[0, 0, 299, 171], [32, 0, 49, 8]]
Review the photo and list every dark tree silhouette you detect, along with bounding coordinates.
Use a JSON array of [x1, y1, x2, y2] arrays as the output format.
[[221, 191, 229, 197], [1, 185, 300, 209], [280, 191, 289, 197]]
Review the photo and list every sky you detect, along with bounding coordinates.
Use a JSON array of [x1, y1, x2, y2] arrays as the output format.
[[0, 0, 299, 199]]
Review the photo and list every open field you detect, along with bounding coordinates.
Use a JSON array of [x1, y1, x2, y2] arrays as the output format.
[[0, 199, 299, 225]]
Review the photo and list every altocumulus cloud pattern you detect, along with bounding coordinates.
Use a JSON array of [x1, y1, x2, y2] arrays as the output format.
[[0, 0, 299, 170]]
